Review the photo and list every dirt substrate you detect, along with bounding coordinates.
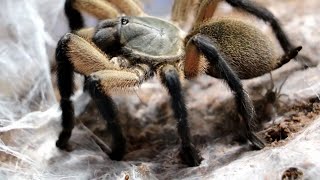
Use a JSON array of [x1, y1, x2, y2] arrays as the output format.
[[262, 98, 320, 146]]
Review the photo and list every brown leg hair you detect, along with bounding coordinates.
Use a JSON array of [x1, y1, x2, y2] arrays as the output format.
[[64, 33, 119, 75], [171, 0, 198, 26], [72, 0, 119, 20], [184, 39, 208, 79], [106, 0, 144, 16], [65, 0, 144, 31], [89, 63, 152, 94], [193, 0, 221, 27], [73, 27, 95, 41]]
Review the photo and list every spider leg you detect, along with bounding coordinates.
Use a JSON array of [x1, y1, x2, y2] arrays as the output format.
[[88, 63, 152, 94], [55, 33, 120, 151], [159, 64, 203, 167], [74, 27, 95, 41], [275, 46, 302, 69], [84, 64, 151, 159], [191, 34, 265, 149], [171, 0, 198, 26], [65, 0, 143, 31], [106, 0, 144, 16], [59, 33, 120, 76], [65, 0, 84, 31], [55, 34, 76, 151], [193, 0, 221, 26], [85, 78, 126, 160], [184, 39, 208, 79], [65, 0, 118, 30]]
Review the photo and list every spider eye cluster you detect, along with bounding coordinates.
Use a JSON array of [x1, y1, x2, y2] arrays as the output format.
[[121, 17, 129, 25]]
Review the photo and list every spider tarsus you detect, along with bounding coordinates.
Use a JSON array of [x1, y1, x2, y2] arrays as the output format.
[[108, 139, 126, 161], [247, 132, 265, 150], [56, 140, 74, 152], [179, 144, 203, 167], [288, 46, 302, 59], [56, 129, 75, 152]]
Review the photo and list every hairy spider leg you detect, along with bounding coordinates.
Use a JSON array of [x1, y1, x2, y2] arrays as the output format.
[[56, 32, 156, 159], [55, 33, 122, 151], [193, 0, 221, 26], [65, 0, 118, 31], [65, 0, 143, 31], [85, 78, 126, 160], [159, 64, 203, 166], [65, 0, 84, 30], [56, 34, 76, 151], [191, 34, 265, 149], [89, 64, 151, 94], [171, 0, 197, 26], [85, 62, 159, 159], [106, 0, 144, 16]]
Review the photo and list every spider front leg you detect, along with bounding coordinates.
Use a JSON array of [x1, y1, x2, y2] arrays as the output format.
[[55, 32, 118, 151], [55, 33, 148, 159], [159, 64, 203, 167], [189, 34, 265, 149]]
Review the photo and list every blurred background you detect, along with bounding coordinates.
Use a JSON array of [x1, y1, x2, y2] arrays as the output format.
[[0, 0, 320, 179]]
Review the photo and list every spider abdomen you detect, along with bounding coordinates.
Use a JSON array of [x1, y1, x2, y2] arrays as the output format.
[[189, 18, 278, 79]]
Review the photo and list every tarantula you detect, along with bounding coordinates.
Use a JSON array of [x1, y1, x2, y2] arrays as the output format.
[[56, 0, 302, 167]]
